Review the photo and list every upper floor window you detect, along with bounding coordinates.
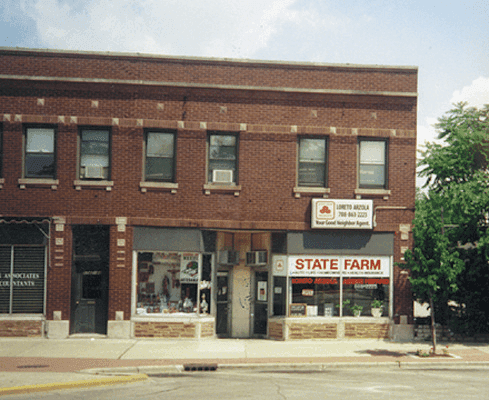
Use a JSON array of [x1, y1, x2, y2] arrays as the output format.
[[80, 128, 110, 180], [359, 139, 387, 189], [24, 126, 56, 179], [144, 131, 176, 182], [298, 137, 327, 187], [208, 133, 238, 184]]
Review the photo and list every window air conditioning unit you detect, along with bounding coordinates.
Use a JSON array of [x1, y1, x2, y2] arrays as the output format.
[[219, 250, 239, 265], [246, 251, 268, 266], [212, 169, 233, 184], [84, 165, 104, 179]]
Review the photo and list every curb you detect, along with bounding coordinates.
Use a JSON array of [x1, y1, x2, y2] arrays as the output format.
[[0, 373, 148, 397], [82, 360, 489, 376]]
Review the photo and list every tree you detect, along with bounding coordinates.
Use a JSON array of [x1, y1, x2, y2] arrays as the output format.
[[405, 103, 489, 348], [404, 192, 464, 351]]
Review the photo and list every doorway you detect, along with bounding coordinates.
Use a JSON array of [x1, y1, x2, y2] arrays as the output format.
[[253, 270, 268, 336], [216, 271, 230, 337], [70, 226, 109, 334]]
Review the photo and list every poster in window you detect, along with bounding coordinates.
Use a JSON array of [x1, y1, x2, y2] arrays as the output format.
[[257, 281, 267, 301], [180, 253, 200, 283]]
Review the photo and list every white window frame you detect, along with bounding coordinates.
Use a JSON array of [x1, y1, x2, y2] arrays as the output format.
[[358, 139, 388, 189], [24, 126, 56, 179], [79, 128, 111, 181], [297, 137, 327, 188], [207, 133, 238, 185], [144, 130, 176, 182]]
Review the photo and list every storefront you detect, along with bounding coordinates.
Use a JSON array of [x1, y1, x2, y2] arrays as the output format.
[[131, 227, 215, 338], [0, 221, 49, 337], [268, 199, 394, 340]]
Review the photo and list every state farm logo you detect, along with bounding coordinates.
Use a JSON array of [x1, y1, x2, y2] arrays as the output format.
[[316, 201, 335, 220]]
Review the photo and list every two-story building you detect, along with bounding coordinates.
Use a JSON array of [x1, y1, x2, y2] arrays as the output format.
[[0, 48, 417, 340]]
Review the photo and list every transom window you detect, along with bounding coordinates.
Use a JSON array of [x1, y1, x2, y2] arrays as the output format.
[[80, 129, 110, 180], [208, 133, 238, 184], [24, 127, 56, 179], [359, 139, 387, 189], [145, 131, 176, 182], [298, 138, 327, 187]]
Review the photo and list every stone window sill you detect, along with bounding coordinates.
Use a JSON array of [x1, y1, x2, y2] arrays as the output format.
[[140, 181, 178, 193], [18, 178, 59, 190], [355, 188, 391, 200], [203, 183, 241, 196], [73, 180, 114, 191], [293, 186, 330, 198]]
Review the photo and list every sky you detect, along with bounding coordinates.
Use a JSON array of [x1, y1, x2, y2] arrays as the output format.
[[1, 0, 488, 180]]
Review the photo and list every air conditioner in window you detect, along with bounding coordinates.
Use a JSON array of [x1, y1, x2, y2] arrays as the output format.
[[219, 250, 239, 265], [246, 251, 268, 266], [84, 166, 104, 179], [212, 169, 233, 184]]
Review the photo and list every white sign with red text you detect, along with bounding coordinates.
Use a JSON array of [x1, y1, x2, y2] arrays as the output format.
[[288, 255, 389, 277], [311, 199, 373, 229]]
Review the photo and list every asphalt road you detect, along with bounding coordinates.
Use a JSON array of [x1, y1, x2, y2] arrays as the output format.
[[5, 367, 489, 400]]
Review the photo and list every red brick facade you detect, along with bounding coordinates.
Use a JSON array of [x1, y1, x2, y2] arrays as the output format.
[[0, 48, 417, 338]]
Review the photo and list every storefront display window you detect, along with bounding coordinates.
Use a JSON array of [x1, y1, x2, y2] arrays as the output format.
[[287, 255, 391, 318], [136, 251, 205, 315], [291, 278, 339, 316], [342, 278, 388, 317]]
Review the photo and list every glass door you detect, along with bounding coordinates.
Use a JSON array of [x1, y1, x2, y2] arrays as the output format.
[[216, 271, 230, 336], [253, 271, 268, 336]]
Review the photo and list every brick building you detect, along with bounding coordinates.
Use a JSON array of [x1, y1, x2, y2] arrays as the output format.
[[0, 48, 417, 340]]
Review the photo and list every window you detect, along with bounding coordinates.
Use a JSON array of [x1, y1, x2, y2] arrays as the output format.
[[24, 127, 56, 179], [144, 131, 176, 182], [208, 133, 238, 184], [359, 139, 387, 189], [136, 251, 207, 315], [298, 138, 327, 187], [0, 224, 47, 315], [80, 128, 110, 180]]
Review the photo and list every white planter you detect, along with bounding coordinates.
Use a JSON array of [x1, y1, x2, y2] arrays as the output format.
[[353, 310, 362, 317], [371, 308, 383, 318]]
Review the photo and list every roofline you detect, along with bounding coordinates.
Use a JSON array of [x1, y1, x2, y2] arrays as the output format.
[[0, 47, 419, 73], [0, 74, 418, 98]]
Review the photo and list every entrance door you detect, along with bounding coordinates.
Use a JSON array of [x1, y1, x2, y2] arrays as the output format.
[[70, 226, 109, 335], [216, 271, 230, 336], [71, 260, 108, 334], [253, 271, 268, 336]]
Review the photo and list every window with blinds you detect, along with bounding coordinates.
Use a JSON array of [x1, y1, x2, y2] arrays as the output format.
[[0, 246, 45, 314]]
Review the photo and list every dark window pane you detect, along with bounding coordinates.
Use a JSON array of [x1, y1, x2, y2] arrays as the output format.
[[25, 154, 55, 178], [145, 157, 174, 181], [12, 247, 45, 314]]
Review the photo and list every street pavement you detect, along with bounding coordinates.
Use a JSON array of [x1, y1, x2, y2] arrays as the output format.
[[1, 337, 489, 396]]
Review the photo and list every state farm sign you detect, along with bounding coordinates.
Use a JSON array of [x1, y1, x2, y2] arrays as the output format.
[[311, 199, 373, 229], [288, 255, 389, 277]]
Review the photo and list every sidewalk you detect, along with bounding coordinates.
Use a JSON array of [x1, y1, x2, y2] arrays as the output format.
[[1, 337, 489, 396]]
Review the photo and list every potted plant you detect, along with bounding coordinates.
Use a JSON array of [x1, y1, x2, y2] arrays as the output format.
[[350, 304, 363, 317], [371, 299, 383, 318], [338, 299, 363, 317]]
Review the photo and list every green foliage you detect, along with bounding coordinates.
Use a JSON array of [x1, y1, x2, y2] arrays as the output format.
[[419, 102, 489, 190], [408, 102, 489, 336]]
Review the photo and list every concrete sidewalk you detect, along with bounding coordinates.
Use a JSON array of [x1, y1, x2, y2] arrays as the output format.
[[1, 337, 489, 396]]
